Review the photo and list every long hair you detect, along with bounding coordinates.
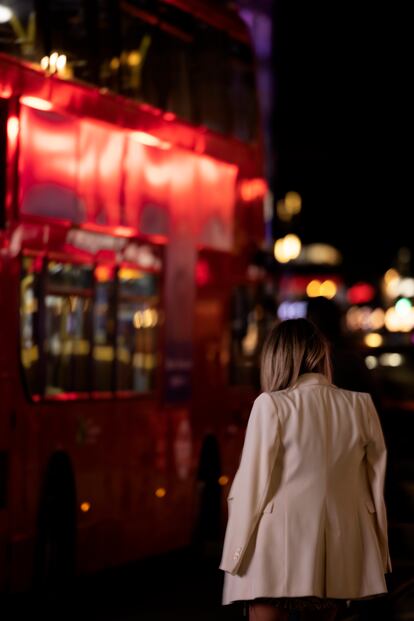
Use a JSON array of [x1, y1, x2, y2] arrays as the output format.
[[260, 318, 332, 392]]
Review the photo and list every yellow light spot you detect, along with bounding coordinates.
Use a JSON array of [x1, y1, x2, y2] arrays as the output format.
[[218, 475, 229, 486], [110, 57, 120, 71], [56, 54, 67, 72], [155, 487, 166, 498], [284, 234, 302, 260], [133, 311, 143, 329], [364, 333, 383, 348], [284, 191, 302, 215], [384, 268, 399, 284], [320, 280, 337, 299], [306, 280, 321, 297], [40, 56, 49, 70], [119, 267, 142, 280], [128, 50, 142, 66], [274, 234, 302, 263], [276, 199, 291, 222], [274, 238, 289, 263], [80, 502, 91, 512]]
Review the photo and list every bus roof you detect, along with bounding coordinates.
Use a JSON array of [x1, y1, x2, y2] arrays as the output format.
[[162, 0, 251, 43], [0, 53, 261, 175]]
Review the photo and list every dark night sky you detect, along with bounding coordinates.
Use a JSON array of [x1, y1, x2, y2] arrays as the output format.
[[272, 1, 412, 282]]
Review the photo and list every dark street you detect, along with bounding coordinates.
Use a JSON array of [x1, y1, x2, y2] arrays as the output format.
[[3, 531, 414, 620]]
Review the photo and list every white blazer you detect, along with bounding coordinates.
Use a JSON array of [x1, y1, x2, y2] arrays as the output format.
[[219, 372, 392, 604]]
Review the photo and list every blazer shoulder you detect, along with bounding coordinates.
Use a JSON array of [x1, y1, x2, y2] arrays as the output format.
[[329, 385, 372, 401], [253, 392, 282, 418]]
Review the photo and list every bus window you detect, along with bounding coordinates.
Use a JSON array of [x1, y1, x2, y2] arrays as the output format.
[[116, 267, 159, 393], [20, 256, 43, 397], [192, 22, 232, 135], [44, 261, 93, 396], [227, 38, 259, 143], [93, 264, 116, 392], [119, 2, 194, 122], [0, 1, 40, 63]]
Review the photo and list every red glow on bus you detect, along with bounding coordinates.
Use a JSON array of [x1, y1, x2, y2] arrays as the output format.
[[7, 115, 19, 143], [195, 259, 212, 287], [130, 131, 172, 150], [239, 177, 267, 201], [94, 265, 114, 282]]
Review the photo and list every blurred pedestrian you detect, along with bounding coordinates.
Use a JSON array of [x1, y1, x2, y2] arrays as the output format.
[[219, 318, 391, 620]]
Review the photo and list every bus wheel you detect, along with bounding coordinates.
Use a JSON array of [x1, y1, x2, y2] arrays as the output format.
[[32, 452, 77, 601], [192, 433, 222, 556]]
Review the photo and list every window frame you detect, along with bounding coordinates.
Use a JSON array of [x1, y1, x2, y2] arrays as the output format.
[[19, 249, 163, 402]]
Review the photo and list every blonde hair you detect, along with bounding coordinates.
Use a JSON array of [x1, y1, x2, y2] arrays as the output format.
[[260, 318, 332, 392]]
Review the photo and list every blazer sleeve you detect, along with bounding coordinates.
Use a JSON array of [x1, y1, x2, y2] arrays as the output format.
[[219, 392, 280, 575], [364, 393, 392, 573]]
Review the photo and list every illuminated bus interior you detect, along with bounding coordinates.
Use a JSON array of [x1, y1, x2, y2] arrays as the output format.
[[0, 0, 258, 141]]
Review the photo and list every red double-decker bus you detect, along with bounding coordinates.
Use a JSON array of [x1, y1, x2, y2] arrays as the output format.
[[0, 0, 268, 593]]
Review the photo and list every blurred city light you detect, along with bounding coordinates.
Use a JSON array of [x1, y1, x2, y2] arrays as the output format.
[[276, 199, 291, 221], [306, 279, 322, 297], [218, 475, 229, 486], [365, 356, 378, 369], [364, 333, 383, 348], [277, 301, 308, 320], [384, 305, 414, 332], [379, 353, 404, 367], [40, 52, 68, 76], [306, 279, 337, 299], [0, 5, 12, 22], [298, 243, 342, 266], [319, 280, 337, 299], [80, 502, 91, 512], [384, 268, 399, 284], [274, 234, 302, 263], [284, 191, 302, 215], [395, 297, 412, 314], [347, 282, 375, 304], [155, 487, 167, 498], [346, 306, 386, 332]]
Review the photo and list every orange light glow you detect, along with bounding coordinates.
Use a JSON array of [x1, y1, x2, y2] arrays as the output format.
[[94, 265, 113, 282], [239, 178, 268, 202], [80, 502, 91, 512], [0, 86, 12, 98], [155, 487, 167, 498], [20, 96, 53, 111], [218, 475, 229, 486], [7, 115, 19, 142], [130, 131, 171, 150]]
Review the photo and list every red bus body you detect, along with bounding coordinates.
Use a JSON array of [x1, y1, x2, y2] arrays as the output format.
[[0, 43, 265, 592]]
